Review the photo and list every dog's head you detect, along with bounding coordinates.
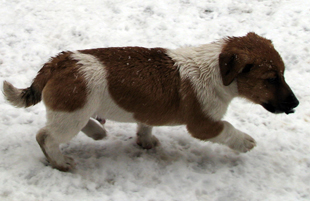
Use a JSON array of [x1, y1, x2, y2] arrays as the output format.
[[219, 32, 299, 114]]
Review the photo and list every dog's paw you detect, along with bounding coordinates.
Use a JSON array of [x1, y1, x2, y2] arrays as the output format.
[[90, 132, 107, 141], [137, 135, 159, 149], [52, 156, 76, 172], [82, 118, 107, 141], [229, 132, 256, 153]]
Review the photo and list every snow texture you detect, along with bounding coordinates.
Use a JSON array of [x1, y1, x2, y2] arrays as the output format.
[[0, 0, 309, 200]]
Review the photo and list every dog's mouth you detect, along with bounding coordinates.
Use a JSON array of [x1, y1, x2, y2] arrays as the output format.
[[262, 103, 296, 115]]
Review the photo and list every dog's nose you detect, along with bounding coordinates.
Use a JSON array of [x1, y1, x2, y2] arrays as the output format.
[[280, 93, 299, 114], [286, 93, 299, 108]]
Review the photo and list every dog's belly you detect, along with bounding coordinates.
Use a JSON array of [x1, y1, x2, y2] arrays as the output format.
[[95, 91, 137, 123], [98, 108, 136, 123], [95, 93, 181, 125]]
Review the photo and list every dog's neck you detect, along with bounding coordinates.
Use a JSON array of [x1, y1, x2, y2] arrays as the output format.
[[167, 40, 238, 120]]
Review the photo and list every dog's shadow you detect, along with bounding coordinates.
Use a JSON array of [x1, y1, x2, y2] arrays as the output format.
[[58, 133, 246, 175]]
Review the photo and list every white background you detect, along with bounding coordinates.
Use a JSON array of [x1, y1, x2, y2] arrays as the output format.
[[0, 0, 309, 200]]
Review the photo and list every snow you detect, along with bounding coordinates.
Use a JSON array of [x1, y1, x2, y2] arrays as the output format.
[[0, 0, 310, 200]]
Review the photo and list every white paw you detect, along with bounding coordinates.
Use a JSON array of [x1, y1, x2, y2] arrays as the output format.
[[51, 156, 76, 172], [82, 118, 107, 140], [90, 131, 107, 140], [137, 135, 159, 149], [209, 122, 256, 153], [228, 132, 256, 153]]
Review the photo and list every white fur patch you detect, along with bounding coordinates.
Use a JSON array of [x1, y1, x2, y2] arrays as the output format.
[[71, 52, 136, 123], [209, 121, 256, 152], [166, 40, 238, 121]]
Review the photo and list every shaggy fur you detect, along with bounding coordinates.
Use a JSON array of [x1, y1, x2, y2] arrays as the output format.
[[3, 32, 299, 171]]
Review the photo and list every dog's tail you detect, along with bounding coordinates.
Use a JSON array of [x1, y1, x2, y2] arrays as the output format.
[[3, 63, 53, 108]]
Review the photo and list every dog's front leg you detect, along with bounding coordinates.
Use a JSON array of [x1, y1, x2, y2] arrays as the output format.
[[209, 121, 256, 152], [136, 123, 159, 149], [187, 120, 256, 152]]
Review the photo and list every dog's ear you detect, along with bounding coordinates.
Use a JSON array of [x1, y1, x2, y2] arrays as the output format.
[[219, 51, 250, 86]]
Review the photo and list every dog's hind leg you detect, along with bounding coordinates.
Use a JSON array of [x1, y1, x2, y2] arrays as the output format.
[[36, 110, 90, 171], [136, 123, 159, 149], [81, 117, 107, 140], [36, 127, 76, 171]]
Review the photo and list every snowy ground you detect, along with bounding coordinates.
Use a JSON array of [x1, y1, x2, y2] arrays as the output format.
[[0, 0, 310, 200]]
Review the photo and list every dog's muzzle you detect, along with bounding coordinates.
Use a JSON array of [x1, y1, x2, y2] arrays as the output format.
[[262, 93, 299, 114]]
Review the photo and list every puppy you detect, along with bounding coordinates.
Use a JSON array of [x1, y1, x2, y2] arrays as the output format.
[[3, 32, 299, 171]]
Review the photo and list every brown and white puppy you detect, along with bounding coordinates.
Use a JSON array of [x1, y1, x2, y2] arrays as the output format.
[[3, 32, 299, 171]]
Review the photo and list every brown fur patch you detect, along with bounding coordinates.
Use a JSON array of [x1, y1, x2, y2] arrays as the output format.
[[219, 32, 298, 114], [80, 47, 183, 125], [42, 52, 88, 112], [80, 47, 224, 139], [220, 33, 285, 102], [220, 33, 284, 85]]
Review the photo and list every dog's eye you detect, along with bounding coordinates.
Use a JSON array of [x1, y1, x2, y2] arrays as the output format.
[[242, 64, 254, 73], [267, 75, 278, 84]]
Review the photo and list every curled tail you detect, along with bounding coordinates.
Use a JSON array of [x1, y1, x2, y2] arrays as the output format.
[[3, 81, 42, 108], [3, 62, 53, 108]]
